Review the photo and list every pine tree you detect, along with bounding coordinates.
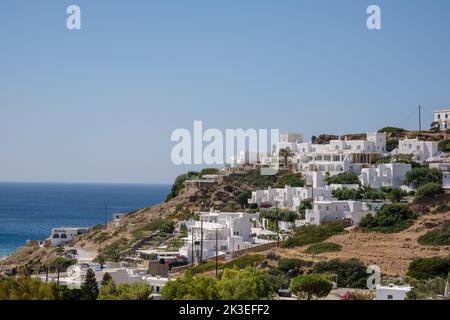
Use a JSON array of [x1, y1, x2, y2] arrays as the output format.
[[81, 268, 99, 300], [101, 272, 113, 286]]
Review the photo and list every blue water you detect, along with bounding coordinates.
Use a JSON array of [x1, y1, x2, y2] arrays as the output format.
[[0, 182, 170, 257]]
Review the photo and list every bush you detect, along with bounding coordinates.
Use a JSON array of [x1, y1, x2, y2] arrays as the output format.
[[378, 127, 406, 133], [200, 168, 219, 176], [313, 259, 368, 288], [165, 171, 199, 201], [282, 223, 344, 248], [276, 173, 304, 188], [438, 139, 450, 152], [407, 256, 450, 280], [289, 274, 333, 300], [417, 221, 450, 246], [405, 167, 442, 189], [386, 139, 399, 152], [326, 172, 360, 185], [415, 183, 443, 201], [304, 242, 342, 254], [359, 203, 417, 233], [276, 258, 313, 275], [135, 219, 174, 234]]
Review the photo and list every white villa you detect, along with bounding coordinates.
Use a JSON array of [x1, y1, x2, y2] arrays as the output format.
[[49, 227, 90, 247], [395, 138, 439, 163], [360, 163, 412, 189], [248, 186, 332, 211], [433, 109, 450, 130], [376, 284, 412, 300], [295, 132, 387, 174], [179, 211, 259, 263], [296, 200, 366, 226]]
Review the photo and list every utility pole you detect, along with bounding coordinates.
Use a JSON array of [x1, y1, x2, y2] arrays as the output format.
[[104, 203, 107, 229], [191, 227, 194, 266], [418, 104, 422, 133], [200, 219, 203, 263], [275, 202, 280, 248], [215, 228, 219, 278]]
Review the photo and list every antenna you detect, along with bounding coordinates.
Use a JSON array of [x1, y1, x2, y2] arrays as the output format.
[[418, 105, 422, 132], [104, 203, 107, 229]]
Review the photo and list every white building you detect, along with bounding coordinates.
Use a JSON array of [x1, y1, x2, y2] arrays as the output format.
[[249, 186, 333, 211], [49, 227, 90, 247], [396, 138, 439, 163], [297, 200, 366, 226], [113, 213, 126, 227], [179, 211, 259, 263], [278, 132, 304, 153], [360, 163, 412, 189], [376, 284, 412, 300], [433, 109, 450, 130], [296, 133, 387, 174]]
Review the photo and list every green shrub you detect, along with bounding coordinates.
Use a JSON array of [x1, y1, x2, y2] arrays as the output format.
[[405, 167, 442, 189], [282, 223, 344, 248], [418, 221, 450, 246], [134, 219, 174, 234], [289, 274, 333, 300], [415, 183, 443, 201], [224, 255, 265, 269], [407, 256, 450, 280], [276, 258, 312, 274], [326, 172, 360, 185], [276, 173, 304, 188], [304, 242, 342, 254], [313, 258, 367, 288], [378, 127, 406, 133], [438, 139, 450, 152], [165, 171, 199, 201], [386, 139, 399, 152], [359, 203, 417, 233], [200, 168, 219, 176]]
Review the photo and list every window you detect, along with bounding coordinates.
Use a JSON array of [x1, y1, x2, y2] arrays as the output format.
[[446, 114, 448, 119], [387, 295, 393, 300], [438, 114, 441, 119]]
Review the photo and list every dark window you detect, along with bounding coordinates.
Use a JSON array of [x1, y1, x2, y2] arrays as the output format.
[[387, 295, 393, 300], [53, 234, 60, 238], [60, 234, 67, 239]]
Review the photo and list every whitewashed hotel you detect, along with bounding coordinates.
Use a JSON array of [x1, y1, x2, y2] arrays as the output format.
[[296, 200, 366, 226], [179, 211, 259, 263], [394, 138, 439, 163], [360, 163, 412, 189]]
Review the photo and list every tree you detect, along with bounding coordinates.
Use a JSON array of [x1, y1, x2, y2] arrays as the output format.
[[94, 254, 106, 270], [438, 139, 450, 152], [225, 200, 240, 212], [51, 257, 70, 285], [81, 268, 99, 300], [415, 183, 443, 201], [386, 188, 406, 203], [0, 277, 61, 300], [161, 272, 219, 300], [101, 272, 113, 286], [279, 147, 295, 168], [236, 191, 251, 209], [98, 281, 152, 300], [359, 203, 417, 233], [407, 256, 450, 280], [326, 172, 360, 185], [217, 267, 273, 300], [18, 264, 34, 278], [405, 167, 442, 189], [289, 274, 333, 300], [313, 259, 368, 289]]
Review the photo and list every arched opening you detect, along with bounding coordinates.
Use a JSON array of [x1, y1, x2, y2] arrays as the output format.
[[60, 234, 67, 239], [53, 234, 60, 238]]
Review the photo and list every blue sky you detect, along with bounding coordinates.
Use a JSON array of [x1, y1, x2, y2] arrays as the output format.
[[1, 0, 450, 184]]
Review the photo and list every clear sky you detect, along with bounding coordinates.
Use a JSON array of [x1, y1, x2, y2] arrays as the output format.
[[1, 0, 450, 184]]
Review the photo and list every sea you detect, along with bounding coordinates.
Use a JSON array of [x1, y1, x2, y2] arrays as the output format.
[[0, 182, 170, 258]]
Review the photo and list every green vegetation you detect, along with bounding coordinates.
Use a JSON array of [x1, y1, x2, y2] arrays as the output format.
[[405, 167, 442, 189], [161, 267, 274, 300], [326, 172, 360, 185], [225, 170, 279, 189], [98, 279, 152, 300], [313, 258, 368, 288], [407, 256, 450, 280], [276, 173, 304, 188], [276, 258, 312, 277], [282, 223, 344, 248], [101, 238, 129, 262], [359, 203, 417, 233], [0, 276, 61, 300], [304, 242, 342, 254], [166, 171, 199, 202], [289, 274, 333, 300], [134, 219, 174, 234], [386, 139, 399, 152], [190, 255, 265, 275], [260, 209, 299, 223], [415, 183, 443, 201], [200, 168, 219, 176], [81, 268, 99, 300], [236, 191, 251, 209], [279, 147, 295, 167], [438, 139, 450, 152], [406, 277, 450, 300], [378, 127, 406, 133], [417, 221, 450, 246], [377, 154, 422, 168]]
